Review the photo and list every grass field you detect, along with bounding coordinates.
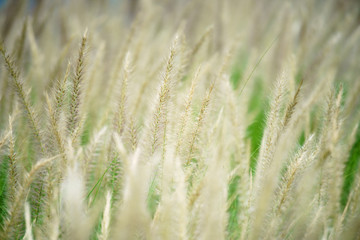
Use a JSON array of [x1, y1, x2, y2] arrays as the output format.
[[0, 0, 360, 239]]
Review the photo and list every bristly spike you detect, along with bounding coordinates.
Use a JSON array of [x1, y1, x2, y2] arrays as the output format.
[[68, 30, 88, 144]]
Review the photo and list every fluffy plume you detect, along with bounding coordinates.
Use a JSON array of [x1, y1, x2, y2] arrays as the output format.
[[0, 1, 359, 239]]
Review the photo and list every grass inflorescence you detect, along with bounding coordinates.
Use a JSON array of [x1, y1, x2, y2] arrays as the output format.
[[0, 0, 360, 239]]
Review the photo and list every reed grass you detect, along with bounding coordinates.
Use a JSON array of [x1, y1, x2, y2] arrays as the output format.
[[0, 0, 360, 239]]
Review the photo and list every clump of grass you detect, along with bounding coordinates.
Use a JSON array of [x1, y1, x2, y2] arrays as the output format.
[[0, 0, 360, 239]]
